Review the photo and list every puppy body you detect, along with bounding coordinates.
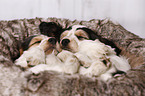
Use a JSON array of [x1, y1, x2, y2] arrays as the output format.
[[74, 39, 116, 80], [75, 39, 130, 81], [76, 39, 115, 62], [75, 39, 130, 71]]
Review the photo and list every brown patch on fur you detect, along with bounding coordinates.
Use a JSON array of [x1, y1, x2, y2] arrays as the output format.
[[19, 48, 23, 56], [75, 30, 89, 39], [29, 36, 43, 48], [60, 31, 69, 40]]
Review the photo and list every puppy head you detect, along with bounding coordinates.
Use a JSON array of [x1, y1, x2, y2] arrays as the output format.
[[20, 35, 58, 55], [39, 22, 63, 41], [60, 25, 98, 52]]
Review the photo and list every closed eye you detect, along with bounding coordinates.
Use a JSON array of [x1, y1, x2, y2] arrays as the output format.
[[30, 40, 41, 47], [34, 40, 41, 44], [76, 36, 88, 40]]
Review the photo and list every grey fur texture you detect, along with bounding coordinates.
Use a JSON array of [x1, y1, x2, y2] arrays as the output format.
[[0, 18, 145, 96]]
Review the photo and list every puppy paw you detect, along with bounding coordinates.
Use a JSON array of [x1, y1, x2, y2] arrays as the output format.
[[15, 57, 28, 68], [100, 73, 112, 82], [57, 50, 74, 62], [29, 64, 48, 74], [74, 52, 91, 67]]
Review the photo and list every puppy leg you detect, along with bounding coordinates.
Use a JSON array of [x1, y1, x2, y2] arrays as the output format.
[[74, 52, 91, 68], [29, 64, 48, 74], [79, 60, 108, 77], [57, 50, 73, 62], [100, 65, 116, 81], [108, 55, 131, 72], [15, 55, 42, 68], [29, 63, 65, 74], [15, 55, 28, 68], [46, 54, 62, 66], [100, 55, 129, 81], [63, 55, 80, 74], [57, 50, 80, 74], [15, 48, 45, 68]]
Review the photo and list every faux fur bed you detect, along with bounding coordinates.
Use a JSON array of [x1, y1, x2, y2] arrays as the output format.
[[0, 17, 144, 96]]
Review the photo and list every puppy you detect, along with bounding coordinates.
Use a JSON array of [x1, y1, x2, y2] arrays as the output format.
[[60, 25, 131, 81], [39, 22, 63, 41], [15, 35, 57, 68], [15, 35, 80, 74]]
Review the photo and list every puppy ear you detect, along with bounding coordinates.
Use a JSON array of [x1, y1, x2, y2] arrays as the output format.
[[39, 22, 48, 33], [39, 22, 63, 41], [77, 27, 100, 40], [99, 38, 121, 55], [19, 35, 37, 56]]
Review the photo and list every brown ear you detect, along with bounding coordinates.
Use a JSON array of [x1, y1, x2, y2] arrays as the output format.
[[19, 48, 24, 56]]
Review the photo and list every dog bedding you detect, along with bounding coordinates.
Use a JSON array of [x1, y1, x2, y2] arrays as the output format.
[[0, 17, 144, 96]]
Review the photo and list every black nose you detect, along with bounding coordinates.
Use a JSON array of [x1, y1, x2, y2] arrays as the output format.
[[48, 38, 56, 45], [61, 39, 70, 46]]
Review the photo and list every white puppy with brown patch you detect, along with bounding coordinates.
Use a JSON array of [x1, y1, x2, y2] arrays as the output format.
[[60, 25, 131, 81], [15, 35, 80, 74], [15, 35, 55, 68]]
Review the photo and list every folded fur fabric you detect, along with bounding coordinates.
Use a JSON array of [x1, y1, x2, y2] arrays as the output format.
[[0, 17, 144, 96]]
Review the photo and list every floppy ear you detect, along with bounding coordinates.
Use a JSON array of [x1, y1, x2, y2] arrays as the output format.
[[19, 35, 37, 55], [39, 22, 63, 41], [98, 38, 121, 55], [77, 27, 121, 55], [39, 22, 48, 33], [76, 27, 100, 40]]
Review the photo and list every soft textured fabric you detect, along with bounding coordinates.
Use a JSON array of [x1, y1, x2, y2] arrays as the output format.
[[0, 17, 144, 96]]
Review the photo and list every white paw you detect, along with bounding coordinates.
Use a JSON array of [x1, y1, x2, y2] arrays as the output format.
[[29, 64, 48, 74], [57, 50, 74, 62], [100, 73, 112, 82], [74, 52, 91, 67], [15, 57, 28, 68]]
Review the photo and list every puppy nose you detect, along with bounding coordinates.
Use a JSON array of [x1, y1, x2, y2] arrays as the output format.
[[48, 38, 56, 45], [61, 39, 70, 46]]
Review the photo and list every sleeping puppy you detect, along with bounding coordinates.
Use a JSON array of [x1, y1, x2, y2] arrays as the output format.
[[60, 25, 131, 81], [15, 35, 80, 74], [15, 35, 57, 68], [39, 22, 63, 41]]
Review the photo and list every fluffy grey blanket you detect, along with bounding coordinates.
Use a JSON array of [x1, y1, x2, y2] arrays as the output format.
[[0, 18, 144, 96]]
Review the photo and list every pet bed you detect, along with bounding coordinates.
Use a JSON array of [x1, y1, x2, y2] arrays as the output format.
[[0, 17, 144, 96]]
